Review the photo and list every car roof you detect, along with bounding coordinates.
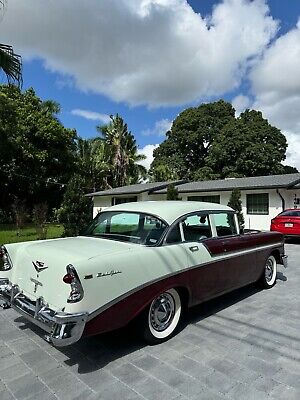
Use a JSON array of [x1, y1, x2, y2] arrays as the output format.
[[104, 201, 233, 225]]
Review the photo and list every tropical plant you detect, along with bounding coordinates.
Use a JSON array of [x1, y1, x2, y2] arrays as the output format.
[[98, 114, 146, 187], [76, 137, 111, 191], [0, 1, 22, 87]]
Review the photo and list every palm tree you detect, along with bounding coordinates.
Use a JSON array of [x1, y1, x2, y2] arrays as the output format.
[[98, 114, 146, 187], [0, 1, 22, 87], [77, 137, 111, 191]]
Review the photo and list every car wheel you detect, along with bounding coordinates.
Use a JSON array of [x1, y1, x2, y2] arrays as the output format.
[[142, 288, 182, 344], [259, 255, 277, 289]]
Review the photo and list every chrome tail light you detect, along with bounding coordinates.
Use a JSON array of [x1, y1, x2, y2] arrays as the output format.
[[63, 264, 84, 303], [0, 245, 13, 271]]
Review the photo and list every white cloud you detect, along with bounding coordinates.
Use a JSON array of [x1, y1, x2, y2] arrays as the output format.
[[138, 144, 159, 170], [1, 0, 277, 107], [284, 131, 300, 170], [232, 94, 251, 116], [250, 20, 300, 170], [71, 109, 110, 124], [142, 118, 172, 136]]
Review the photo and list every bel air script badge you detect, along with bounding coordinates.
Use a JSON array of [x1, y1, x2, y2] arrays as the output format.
[[97, 270, 122, 278]]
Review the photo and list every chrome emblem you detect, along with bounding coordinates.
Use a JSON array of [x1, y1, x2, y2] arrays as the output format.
[[32, 261, 48, 273], [97, 270, 122, 278], [30, 277, 43, 293]]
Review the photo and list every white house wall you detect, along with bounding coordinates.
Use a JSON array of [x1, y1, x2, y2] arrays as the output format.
[[92, 193, 163, 217], [284, 189, 300, 209], [240, 189, 281, 231], [93, 196, 111, 217], [92, 188, 300, 229]]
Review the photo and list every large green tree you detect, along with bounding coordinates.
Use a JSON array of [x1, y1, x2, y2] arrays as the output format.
[[0, 85, 77, 213], [150, 100, 296, 180], [150, 100, 236, 181], [98, 114, 146, 188], [206, 110, 288, 177]]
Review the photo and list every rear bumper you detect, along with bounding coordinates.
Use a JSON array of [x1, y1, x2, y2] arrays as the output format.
[[0, 278, 88, 347]]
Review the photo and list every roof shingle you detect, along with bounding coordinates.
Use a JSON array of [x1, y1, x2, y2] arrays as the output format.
[[86, 180, 186, 197], [154, 173, 300, 194]]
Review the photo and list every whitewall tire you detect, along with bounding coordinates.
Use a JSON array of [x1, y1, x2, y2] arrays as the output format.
[[260, 255, 277, 289], [143, 288, 181, 344]]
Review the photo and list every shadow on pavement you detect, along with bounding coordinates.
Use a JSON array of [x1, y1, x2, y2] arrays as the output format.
[[182, 282, 261, 327], [285, 237, 300, 244], [13, 276, 289, 373]]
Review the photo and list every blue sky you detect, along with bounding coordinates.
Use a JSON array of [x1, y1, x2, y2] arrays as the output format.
[[1, 0, 300, 169]]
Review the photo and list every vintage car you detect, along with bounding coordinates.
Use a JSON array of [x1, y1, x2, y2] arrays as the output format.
[[0, 201, 288, 347]]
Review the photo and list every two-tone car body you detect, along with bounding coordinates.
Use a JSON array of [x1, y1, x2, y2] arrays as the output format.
[[0, 201, 287, 346]]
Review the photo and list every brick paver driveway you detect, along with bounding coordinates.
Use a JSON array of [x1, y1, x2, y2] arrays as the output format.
[[1, 243, 299, 400]]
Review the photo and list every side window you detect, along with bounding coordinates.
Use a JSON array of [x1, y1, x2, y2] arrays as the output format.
[[92, 218, 108, 234], [214, 213, 237, 237], [182, 213, 212, 241], [166, 223, 182, 244]]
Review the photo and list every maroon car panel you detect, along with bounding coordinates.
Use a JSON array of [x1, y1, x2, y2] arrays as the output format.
[[83, 232, 283, 338]]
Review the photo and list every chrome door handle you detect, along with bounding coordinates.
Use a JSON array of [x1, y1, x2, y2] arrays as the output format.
[[189, 246, 199, 252]]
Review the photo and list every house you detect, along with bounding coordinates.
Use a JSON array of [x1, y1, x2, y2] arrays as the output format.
[[86, 173, 300, 230]]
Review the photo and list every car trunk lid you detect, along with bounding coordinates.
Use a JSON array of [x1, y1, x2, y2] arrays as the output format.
[[274, 216, 300, 234], [6, 236, 134, 310]]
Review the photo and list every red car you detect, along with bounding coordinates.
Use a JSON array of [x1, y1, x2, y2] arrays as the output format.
[[271, 209, 300, 237]]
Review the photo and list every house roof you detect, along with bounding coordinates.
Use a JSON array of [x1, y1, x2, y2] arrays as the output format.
[[86, 173, 300, 198], [153, 173, 300, 194], [103, 201, 232, 225], [86, 180, 186, 197]]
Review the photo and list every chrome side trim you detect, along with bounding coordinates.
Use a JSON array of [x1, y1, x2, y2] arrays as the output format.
[[211, 241, 283, 262], [87, 241, 284, 321], [0, 279, 88, 347]]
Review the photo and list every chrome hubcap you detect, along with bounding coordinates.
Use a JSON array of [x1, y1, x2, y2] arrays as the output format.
[[150, 293, 175, 332], [265, 258, 274, 283]]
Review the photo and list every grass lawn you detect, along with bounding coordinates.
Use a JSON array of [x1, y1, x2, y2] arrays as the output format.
[[0, 224, 64, 244]]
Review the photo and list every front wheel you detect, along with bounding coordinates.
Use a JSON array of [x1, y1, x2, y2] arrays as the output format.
[[142, 288, 182, 344], [259, 255, 277, 289]]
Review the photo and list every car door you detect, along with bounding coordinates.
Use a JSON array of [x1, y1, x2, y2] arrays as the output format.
[[208, 212, 258, 290], [178, 212, 228, 305]]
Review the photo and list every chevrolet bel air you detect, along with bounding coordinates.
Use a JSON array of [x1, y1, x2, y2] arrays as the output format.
[[0, 201, 288, 346]]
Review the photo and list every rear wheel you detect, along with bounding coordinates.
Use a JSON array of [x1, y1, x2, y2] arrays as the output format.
[[142, 288, 181, 344], [259, 255, 277, 289]]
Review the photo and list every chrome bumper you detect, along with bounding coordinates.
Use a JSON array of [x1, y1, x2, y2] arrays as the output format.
[[281, 255, 288, 268], [0, 278, 88, 347]]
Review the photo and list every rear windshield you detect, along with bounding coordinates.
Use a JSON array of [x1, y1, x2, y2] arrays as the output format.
[[83, 211, 168, 245], [278, 210, 300, 217]]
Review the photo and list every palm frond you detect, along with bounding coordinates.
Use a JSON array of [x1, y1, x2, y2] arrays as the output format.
[[0, 43, 23, 87], [0, 0, 7, 18]]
